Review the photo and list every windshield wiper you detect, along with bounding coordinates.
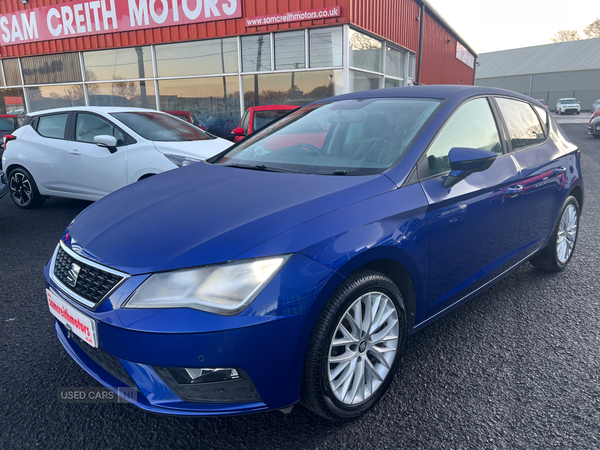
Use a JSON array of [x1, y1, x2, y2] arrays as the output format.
[[223, 163, 301, 174]]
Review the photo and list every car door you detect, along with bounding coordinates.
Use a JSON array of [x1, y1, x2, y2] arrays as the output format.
[[418, 96, 524, 316], [494, 98, 570, 253], [64, 112, 128, 199], [27, 113, 70, 194]]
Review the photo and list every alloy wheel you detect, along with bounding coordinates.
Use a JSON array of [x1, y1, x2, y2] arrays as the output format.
[[557, 204, 578, 264], [327, 292, 399, 406], [9, 172, 32, 206]]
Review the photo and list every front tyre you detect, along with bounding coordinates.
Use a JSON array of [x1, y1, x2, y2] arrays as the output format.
[[8, 167, 45, 209], [530, 195, 580, 272], [302, 270, 406, 421]]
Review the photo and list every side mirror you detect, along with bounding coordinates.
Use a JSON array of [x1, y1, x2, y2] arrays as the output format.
[[94, 135, 118, 154], [443, 147, 497, 188], [231, 127, 245, 137]]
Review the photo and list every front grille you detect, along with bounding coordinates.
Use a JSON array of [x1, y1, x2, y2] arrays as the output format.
[[71, 333, 138, 390], [53, 245, 124, 307]]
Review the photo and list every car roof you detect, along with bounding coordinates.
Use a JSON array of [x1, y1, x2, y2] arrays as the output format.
[[310, 85, 544, 106], [252, 105, 300, 111], [558, 98, 576, 101], [24, 106, 164, 117]]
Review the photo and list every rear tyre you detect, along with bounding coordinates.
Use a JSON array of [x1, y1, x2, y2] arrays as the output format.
[[301, 270, 406, 421], [8, 167, 45, 209], [530, 196, 579, 272]]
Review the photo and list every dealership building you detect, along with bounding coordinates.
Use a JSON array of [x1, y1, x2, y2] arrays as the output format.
[[0, 0, 476, 138]]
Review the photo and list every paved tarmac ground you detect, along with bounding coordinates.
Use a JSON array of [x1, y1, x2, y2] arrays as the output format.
[[1, 123, 599, 449]]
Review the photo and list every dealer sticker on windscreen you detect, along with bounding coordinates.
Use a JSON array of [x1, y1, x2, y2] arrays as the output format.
[[47, 289, 98, 348]]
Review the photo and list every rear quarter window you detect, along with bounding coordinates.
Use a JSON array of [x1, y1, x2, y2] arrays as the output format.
[[37, 114, 69, 139]]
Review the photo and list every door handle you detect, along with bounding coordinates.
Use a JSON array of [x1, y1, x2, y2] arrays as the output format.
[[553, 167, 567, 176], [68, 149, 81, 155], [505, 185, 523, 197]]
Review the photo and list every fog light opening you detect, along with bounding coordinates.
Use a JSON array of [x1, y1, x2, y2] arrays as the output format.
[[184, 368, 240, 384]]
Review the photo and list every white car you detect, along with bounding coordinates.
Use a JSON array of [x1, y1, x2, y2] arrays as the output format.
[[1, 107, 232, 208], [591, 100, 600, 113], [555, 98, 581, 115]]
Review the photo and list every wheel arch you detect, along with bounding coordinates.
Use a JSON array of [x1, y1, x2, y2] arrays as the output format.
[[138, 173, 156, 181], [569, 185, 583, 211]]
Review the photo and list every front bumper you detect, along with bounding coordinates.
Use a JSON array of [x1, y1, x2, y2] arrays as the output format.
[[45, 253, 339, 416], [588, 123, 600, 136]]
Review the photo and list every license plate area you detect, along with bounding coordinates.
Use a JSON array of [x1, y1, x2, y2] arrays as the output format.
[[47, 288, 98, 348]]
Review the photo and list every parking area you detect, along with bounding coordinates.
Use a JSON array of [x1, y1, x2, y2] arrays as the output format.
[[0, 123, 599, 449]]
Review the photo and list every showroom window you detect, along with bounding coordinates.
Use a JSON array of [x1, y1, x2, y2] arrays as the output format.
[[155, 38, 238, 77], [4, 59, 22, 86], [243, 70, 343, 108], [0, 88, 26, 114], [27, 85, 85, 112], [348, 28, 412, 92], [349, 29, 383, 73], [84, 47, 153, 81], [21, 54, 82, 85], [310, 27, 343, 68], [275, 31, 306, 70], [242, 35, 272, 72], [158, 76, 240, 138]]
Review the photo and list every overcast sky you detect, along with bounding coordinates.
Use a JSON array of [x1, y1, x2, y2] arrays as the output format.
[[425, 0, 598, 54]]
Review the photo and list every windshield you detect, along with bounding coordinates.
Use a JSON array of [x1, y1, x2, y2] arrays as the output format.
[[216, 98, 440, 175], [562, 99, 577, 104], [112, 112, 210, 141]]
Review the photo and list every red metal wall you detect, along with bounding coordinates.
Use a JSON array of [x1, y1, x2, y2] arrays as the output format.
[[0, 0, 351, 58], [418, 11, 474, 85]]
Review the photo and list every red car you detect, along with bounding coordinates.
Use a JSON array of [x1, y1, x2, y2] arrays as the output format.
[[535, 99, 548, 108], [232, 105, 299, 143], [164, 110, 205, 130]]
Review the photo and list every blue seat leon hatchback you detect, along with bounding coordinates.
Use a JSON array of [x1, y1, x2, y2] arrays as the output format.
[[44, 86, 583, 420]]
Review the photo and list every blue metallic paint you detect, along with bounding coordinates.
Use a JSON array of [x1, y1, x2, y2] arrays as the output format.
[[45, 86, 584, 416]]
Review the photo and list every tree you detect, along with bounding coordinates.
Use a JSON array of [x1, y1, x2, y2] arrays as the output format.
[[583, 19, 600, 38], [551, 30, 581, 43]]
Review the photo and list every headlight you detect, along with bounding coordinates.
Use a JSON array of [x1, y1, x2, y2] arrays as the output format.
[[164, 154, 202, 167], [124, 256, 291, 315]]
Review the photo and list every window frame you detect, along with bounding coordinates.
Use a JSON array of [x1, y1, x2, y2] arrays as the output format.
[[71, 112, 133, 147], [491, 96, 549, 154], [34, 112, 71, 141], [416, 95, 510, 181]]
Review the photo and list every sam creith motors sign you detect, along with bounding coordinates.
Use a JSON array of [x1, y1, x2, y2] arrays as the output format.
[[0, 0, 242, 46]]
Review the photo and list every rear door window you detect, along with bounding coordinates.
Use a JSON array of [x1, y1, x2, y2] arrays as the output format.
[[37, 114, 69, 139], [496, 98, 545, 151]]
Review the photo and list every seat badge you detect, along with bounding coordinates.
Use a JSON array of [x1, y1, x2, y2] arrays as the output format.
[[66, 263, 81, 288]]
